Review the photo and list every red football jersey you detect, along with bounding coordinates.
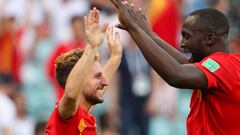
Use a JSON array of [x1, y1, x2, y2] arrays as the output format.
[[46, 104, 97, 135], [187, 52, 240, 135]]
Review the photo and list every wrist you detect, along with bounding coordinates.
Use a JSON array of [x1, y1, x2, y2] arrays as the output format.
[[123, 21, 138, 32], [110, 52, 122, 59], [128, 26, 141, 37], [151, 32, 158, 38], [87, 43, 99, 49], [127, 25, 137, 33], [111, 49, 122, 57]]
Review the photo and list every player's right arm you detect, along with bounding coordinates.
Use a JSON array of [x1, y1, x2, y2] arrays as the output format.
[[114, 1, 189, 64], [58, 8, 108, 119]]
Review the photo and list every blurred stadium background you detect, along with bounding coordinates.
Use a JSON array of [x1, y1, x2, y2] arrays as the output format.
[[0, 0, 239, 135]]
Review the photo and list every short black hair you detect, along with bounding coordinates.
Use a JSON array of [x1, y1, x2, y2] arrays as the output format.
[[189, 8, 229, 37]]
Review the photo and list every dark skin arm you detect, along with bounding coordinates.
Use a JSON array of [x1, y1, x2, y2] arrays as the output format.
[[116, 1, 189, 64], [110, 0, 207, 89]]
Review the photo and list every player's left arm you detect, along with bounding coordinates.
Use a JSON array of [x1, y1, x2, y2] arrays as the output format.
[[110, 0, 208, 90], [102, 26, 122, 91]]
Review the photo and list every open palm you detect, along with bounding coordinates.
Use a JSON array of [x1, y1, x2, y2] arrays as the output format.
[[85, 8, 108, 47], [107, 26, 122, 56], [110, 0, 137, 30]]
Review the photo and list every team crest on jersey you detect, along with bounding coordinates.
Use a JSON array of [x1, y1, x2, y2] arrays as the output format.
[[79, 118, 86, 135], [202, 58, 220, 72]]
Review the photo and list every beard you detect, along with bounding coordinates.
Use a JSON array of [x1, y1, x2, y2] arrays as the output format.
[[83, 91, 104, 105]]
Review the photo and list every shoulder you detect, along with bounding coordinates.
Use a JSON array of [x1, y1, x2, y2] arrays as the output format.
[[205, 52, 240, 64], [194, 52, 239, 89], [46, 104, 81, 131], [56, 103, 82, 122], [195, 52, 233, 73]]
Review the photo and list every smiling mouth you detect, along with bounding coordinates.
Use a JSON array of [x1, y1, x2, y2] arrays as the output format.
[[183, 48, 189, 52], [96, 91, 104, 100], [97, 87, 104, 91], [97, 88, 104, 95], [181, 46, 189, 52]]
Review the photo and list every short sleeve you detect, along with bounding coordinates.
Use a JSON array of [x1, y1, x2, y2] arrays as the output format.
[[45, 104, 81, 135], [194, 57, 222, 89], [54, 104, 80, 123]]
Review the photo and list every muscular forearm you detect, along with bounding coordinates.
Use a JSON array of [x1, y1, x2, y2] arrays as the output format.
[[127, 26, 184, 86], [151, 33, 189, 64], [142, 29, 189, 64]]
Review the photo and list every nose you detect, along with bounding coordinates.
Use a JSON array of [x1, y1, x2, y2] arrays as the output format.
[[180, 41, 186, 48], [101, 77, 108, 87]]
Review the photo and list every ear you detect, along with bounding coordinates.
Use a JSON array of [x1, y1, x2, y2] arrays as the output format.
[[205, 33, 216, 46]]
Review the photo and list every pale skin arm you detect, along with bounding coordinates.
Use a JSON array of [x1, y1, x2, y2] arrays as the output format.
[[58, 8, 108, 119], [102, 26, 122, 92], [89, 26, 122, 112]]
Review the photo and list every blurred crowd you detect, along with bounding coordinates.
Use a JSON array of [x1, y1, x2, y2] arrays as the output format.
[[0, 0, 239, 135]]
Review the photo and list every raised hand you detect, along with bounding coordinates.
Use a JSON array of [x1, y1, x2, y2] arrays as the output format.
[[102, 26, 122, 91], [84, 7, 108, 47], [110, 0, 137, 30], [106, 26, 122, 56], [111, 0, 151, 33], [128, 3, 152, 34]]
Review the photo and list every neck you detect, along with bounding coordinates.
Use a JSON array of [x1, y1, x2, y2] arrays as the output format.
[[191, 44, 229, 63], [210, 42, 230, 54], [78, 95, 92, 113], [219, 45, 230, 53]]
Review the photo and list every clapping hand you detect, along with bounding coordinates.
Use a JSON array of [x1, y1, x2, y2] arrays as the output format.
[[110, 0, 138, 31], [106, 26, 122, 57], [84, 7, 109, 47]]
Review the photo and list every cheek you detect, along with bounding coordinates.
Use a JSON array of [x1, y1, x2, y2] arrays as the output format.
[[82, 81, 92, 93], [86, 80, 98, 91], [82, 85, 95, 98], [189, 39, 201, 50]]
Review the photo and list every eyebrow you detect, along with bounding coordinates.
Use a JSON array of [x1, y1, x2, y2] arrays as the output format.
[[181, 31, 190, 36]]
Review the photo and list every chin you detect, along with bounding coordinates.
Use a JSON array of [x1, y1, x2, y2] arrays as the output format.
[[97, 98, 104, 104], [98, 99, 104, 104], [91, 98, 104, 105], [85, 92, 104, 105], [92, 101, 103, 105]]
